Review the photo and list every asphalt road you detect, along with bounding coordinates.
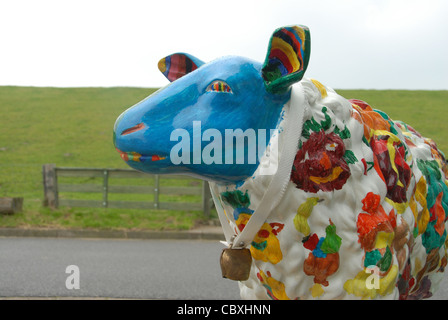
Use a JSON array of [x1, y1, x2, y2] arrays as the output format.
[[0, 237, 240, 299], [0, 237, 447, 300]]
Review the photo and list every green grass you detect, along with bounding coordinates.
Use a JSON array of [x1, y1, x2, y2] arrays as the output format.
[[0, 202, 200, 231], [0, 86, 152, 197], [0, 86, 446, 230]]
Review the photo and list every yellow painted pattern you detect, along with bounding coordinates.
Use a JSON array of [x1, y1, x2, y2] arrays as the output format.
[[157, 58, 167, 73], [310, 79, 328, 98], [271, 37, 301, 72]]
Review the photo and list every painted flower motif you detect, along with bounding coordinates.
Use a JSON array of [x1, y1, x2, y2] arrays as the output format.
[[302, 220, 341, 287], [251, 222, 284, 264], [294, 197, 322, 236], [343, 264, 399, 299], [410, 249, 443, 299], [257, 269, 292, 300], [356, 192, 396, 251], [370, 133, 411, 204], [397, 260, 414, 300], [348, 192, 403, 299], [291, 130, 350, 193], [350, 99, 412, 204], [221, 190, 254, 233], [220, 190, 284, 265], [350, 99, 391, 141]]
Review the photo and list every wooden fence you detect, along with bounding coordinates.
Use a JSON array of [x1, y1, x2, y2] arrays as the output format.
[[42, 164, 213, 217]]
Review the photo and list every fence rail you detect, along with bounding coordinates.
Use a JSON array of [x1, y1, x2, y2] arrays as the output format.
[[42, 164, 213, 217]]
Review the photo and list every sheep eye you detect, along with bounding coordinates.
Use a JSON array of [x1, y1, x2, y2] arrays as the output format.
[[206, 80, 233, 93]]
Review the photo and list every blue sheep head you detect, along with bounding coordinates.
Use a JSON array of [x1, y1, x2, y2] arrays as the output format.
[[114, 25, 311, 184]]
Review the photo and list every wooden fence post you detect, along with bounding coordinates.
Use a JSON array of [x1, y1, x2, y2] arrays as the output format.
[[202, 181, 212, 218], [102, 169, 109, 208], [0, 197, 23, 215], [42, 164, 58, 209], [154, 175, 160, 209]]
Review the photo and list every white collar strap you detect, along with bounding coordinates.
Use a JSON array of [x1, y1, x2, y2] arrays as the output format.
[[212, 83, 308, 249]]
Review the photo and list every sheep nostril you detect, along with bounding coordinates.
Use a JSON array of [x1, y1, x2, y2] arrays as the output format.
[[121, 123, 145, 136]]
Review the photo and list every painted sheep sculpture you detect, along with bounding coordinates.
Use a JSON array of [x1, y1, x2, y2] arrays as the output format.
[[113, 25, 448, 300]]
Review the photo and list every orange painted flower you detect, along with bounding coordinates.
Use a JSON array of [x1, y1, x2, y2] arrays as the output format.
[[357, 192, 396, 251]]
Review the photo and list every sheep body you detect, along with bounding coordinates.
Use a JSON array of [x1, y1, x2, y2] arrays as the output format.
[[210, 78, 448, 300]]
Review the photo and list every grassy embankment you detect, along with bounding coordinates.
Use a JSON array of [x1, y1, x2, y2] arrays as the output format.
[[0, 86, 446, 230]]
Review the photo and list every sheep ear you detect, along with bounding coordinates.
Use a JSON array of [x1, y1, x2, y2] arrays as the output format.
[[158, 53, 205, 82], [262, 25, 311, 94]]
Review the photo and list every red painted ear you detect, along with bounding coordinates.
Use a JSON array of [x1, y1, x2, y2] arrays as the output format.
[[158, 53, 205, 82]]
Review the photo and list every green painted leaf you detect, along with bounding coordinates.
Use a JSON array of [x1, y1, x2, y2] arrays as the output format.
[[377, 246, 392, 272], [343, 150, 358, 164], [320, 222, 342, 254]]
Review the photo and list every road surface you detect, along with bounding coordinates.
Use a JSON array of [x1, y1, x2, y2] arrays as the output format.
[[0, 237, 239, 299], [0, 237, 447, 299]]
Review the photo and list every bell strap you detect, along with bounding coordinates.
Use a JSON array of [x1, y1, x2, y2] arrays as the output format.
[[214, 83, 308, 249]]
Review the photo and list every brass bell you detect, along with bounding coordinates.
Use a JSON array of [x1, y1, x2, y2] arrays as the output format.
[[220, 248, 252, 281]]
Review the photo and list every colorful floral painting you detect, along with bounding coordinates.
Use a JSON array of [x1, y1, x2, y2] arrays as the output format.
[[211, 79, 448, 300], [302, 220, 341, 287], [291, 130, 351, 193], [294, 197, 322, 236], [220, 190, 284, 264], [351, 99, 412, 205], [257, 269, 292, 300], [356, 192, 396, 251], [251, 222, 284, 264], [370, 131, 411, 204]]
